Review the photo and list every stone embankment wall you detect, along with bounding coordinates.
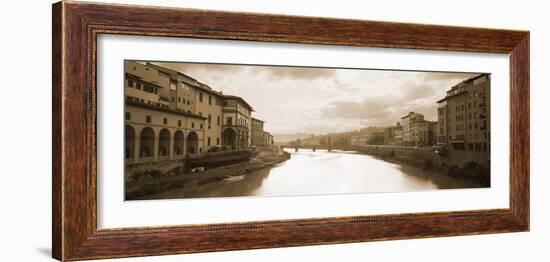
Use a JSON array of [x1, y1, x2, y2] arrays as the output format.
[[348, 145, 490, 185]]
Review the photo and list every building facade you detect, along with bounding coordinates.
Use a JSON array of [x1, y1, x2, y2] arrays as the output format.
[[222, 95, 253, 151], [351, 132, 384, 146], [410, 121, 437, 146], [400, 112, 425, 144], [436, 74, 490, 153], [251, 118, 265, 147], [263, 132, 274, 147], [124, 61, 268, 164], [383, 122, 403, 145]]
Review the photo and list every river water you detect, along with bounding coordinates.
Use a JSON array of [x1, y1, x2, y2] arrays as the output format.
[[155, 149, 484, 199]]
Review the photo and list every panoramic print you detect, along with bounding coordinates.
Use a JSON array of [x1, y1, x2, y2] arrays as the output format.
[[123, 61, 491, 200]]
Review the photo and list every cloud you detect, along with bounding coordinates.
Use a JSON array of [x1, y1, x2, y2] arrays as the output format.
[[153, 62, 244, 76], [319, 79, 446, 126], [422, 72, 480, 83], [257, 66, 337, 81]]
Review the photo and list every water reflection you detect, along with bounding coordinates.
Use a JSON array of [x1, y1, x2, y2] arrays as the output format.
[[160, 149, 484, 199]]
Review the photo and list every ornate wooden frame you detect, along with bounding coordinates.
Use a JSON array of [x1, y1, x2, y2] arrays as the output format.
[[52, 1, 529, 261]]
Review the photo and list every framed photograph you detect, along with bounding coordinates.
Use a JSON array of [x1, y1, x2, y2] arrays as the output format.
[[52, 1, 529, 261]]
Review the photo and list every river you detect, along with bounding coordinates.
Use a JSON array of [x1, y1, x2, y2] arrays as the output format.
[[152, 149, 485, 199]]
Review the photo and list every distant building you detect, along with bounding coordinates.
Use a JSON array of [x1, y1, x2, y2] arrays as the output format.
[[410, 121, 437, 146], [394, 126, 403, 144], [400, 112, 425, 145], [384, 122, 403, 145], [436, 74, 490, 152], [352, 132, 384, 146]]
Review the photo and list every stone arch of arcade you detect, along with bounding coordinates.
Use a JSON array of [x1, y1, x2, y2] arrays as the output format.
[[186, 131, 199, 156], [222, 127, 237, 150], [125, 124, 191, 163], [174, 130, 184, 157]]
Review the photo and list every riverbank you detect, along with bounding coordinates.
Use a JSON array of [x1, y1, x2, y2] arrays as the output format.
[[349, 145, 490, 186], [126, 151, 290, 200]]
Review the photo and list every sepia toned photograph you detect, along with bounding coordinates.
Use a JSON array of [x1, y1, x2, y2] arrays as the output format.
[[124, 61, 491, 201]]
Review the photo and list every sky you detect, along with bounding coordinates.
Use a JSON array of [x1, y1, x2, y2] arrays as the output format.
[[154, 62, 478, 140]]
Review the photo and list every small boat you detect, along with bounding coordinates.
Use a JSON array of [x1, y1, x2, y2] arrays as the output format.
[[224, 175, 245, 183]]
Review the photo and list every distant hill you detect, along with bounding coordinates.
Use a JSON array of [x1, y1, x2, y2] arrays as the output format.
[[272, 133, 312, 143]]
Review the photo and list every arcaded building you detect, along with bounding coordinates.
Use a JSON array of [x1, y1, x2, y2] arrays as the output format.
[[436, 74, 490, 152], [124, 61, 264, 164]]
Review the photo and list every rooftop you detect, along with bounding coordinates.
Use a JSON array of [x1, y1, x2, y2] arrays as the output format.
[[223, 95, 254, 111]]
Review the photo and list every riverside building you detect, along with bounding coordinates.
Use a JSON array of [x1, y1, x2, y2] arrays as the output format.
[[436, 74, 491, 153], [124, 61, 267, 164]]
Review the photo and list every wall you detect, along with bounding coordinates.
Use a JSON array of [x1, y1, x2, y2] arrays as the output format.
[[194, 91, 223, 150], [0, 0, 547, 262], [352, 145, 488, 168]]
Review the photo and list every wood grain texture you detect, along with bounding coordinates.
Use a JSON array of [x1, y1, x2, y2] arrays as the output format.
[[52, 1, 530, 261]]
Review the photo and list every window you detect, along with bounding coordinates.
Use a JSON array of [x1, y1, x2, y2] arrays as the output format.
[[217, 137, 220, 145], [125, 112, 131, 120], [146, 115, 151, 123], [191, 122, 194, 128], [170, 80, 177, 90], [178, 97, 181, 103], [208, 114, 212, 124], [187, 100, 190, 105], [227, 117, 233, 125], [208, 95, 212, 105], [217, 116, 220, 126], [163, 118, 167, 125], [178, 120, 181, 127], [127, 79, 134, 87], [143, 84, 153, 93], [207, 137, 211, 146], [200, 123, 203, 129], [136, 82, 142, 90], [475, 143, 481, 151], [199, 92, 203, 103]]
